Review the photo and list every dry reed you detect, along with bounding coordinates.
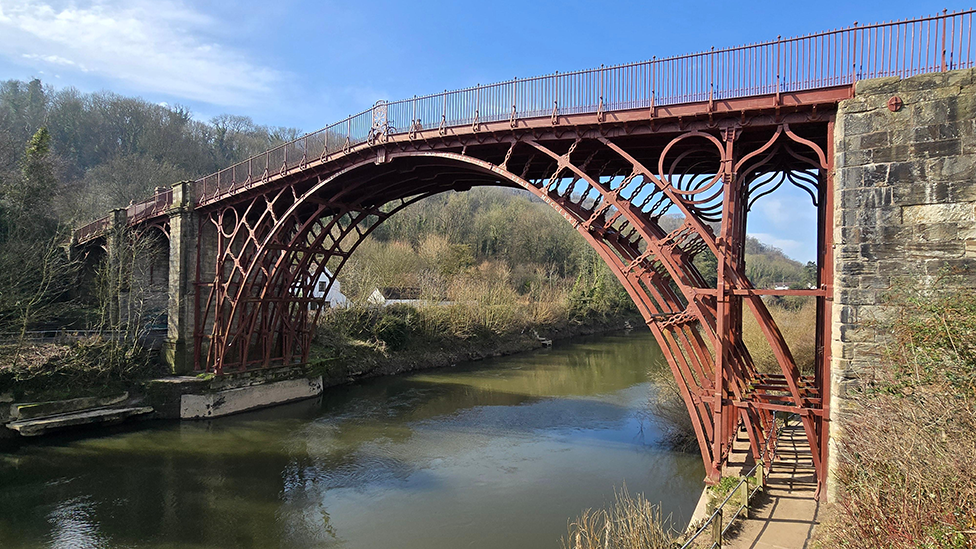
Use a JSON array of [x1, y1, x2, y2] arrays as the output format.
[[741, 298, 817, 374], [561, 486, 676, 549]]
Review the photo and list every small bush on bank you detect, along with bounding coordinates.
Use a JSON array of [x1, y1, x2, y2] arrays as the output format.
[[0, 337, 164, 400], [647, 369, 699, 453], [820, 288, 976, 548]]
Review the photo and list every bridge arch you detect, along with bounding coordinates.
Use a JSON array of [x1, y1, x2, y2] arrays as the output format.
[[195, 124, 831, 484]]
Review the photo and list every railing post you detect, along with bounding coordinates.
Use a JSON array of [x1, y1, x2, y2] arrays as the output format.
[[739, 476, 750, 519], [650, 57, 656, 115], [440, 90, 447, 135], [852, 22, 859, 84], [510, 77, 518, 128], [711, 507, 723, 548], [776, 35, 782, 103], [473, 84, 480, 130], [942, 9, 949, 71], [709, 46, 715, 108], [551, 71, 559, 125]]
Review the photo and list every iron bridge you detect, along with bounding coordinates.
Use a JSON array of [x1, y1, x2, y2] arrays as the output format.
[[74, 11, 976, 497]]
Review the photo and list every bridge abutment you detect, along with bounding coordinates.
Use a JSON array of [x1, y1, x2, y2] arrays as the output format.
[[829, 68, 976, 499], [165, 181, 201, 375]]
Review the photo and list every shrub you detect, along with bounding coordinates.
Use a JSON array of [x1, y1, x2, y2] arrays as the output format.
[[820, 289, 976, 548]]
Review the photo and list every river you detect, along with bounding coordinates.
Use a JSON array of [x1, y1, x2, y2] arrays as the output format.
[[0, 331, 704, 548]]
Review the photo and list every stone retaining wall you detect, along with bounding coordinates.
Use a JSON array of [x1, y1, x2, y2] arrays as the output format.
[[828, 68, 976, 497]]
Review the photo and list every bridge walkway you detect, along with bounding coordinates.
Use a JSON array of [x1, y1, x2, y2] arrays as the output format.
[[727, 422, 821, 549]]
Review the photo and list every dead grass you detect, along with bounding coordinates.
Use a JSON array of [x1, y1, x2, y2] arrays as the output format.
[[647, 369, 699, 453], [0, 342, 70, 371], [0, 337, 163, 401], [818, 289, 976, 549], [742, 298, 817, 374], [561, 486, 677, 549]]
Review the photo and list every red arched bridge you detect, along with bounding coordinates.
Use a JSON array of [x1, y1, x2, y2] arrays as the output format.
[[74, 11, 975, 496]]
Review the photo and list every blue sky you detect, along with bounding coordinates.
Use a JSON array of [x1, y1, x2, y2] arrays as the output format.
[[0, 0, 958, 261]]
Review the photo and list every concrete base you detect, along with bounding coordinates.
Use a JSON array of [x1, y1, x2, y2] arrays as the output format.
[[179, 376, 323, 419], [10, 393, 129, 421], [6, 406, 154, 436]]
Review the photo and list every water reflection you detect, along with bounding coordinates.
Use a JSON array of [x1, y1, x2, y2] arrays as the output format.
[[0, 332, 704, 548]]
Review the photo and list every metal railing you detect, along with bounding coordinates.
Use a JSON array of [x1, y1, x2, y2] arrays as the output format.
[[127, 186, 173, 225], [681, 460, 765, 549], [680, 415, 795, 548], [75, 215, 112, 243], [77, 9, 975, 239]]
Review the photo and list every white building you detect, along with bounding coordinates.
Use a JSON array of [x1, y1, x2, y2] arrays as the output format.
[[310, 268, 348, 308]]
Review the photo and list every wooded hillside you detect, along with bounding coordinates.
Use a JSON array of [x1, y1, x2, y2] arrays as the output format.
[[0, 78, 814, 333]]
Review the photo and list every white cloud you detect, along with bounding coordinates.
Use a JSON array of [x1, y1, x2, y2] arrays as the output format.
[[0, 0, 283, 107], [748, 232, 806, 258], [22, 53, 87, 71], [754, 195, 816, 229]]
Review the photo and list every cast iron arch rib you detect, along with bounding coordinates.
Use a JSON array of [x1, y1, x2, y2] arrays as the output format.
[[193, 125, 830, 488]]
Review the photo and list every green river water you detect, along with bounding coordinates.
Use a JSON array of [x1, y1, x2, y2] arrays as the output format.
[[0, 331, 704, 548]]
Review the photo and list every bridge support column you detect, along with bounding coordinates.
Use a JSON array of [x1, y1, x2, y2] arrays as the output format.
[[102, 208, 129, 327], [165, 181, 198, 375]]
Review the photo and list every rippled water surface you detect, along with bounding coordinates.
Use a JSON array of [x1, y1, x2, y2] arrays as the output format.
[[0, 332, 704, 548]]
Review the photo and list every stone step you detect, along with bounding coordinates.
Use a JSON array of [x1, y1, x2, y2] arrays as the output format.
[[5, 406, 154, 436], [10, 392, 129, 420]]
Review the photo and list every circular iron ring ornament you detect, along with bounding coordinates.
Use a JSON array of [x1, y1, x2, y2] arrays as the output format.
[[658, 131, 726, 199]]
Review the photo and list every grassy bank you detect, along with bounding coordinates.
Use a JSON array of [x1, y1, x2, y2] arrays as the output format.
[[309, 300, 642, 387], [562, 486, 677, 549], [0, 337, 164, 402], [818, 288, 976, 548]]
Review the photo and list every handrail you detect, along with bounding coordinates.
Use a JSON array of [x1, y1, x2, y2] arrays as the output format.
[[680, 415, 794, 548], [75, 9, 975, 241]]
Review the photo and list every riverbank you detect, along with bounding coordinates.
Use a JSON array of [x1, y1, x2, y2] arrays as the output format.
[[1, 311, 644, 434], [309, 311, 644, 391]]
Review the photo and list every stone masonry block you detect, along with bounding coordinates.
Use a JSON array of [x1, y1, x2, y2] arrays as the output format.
[[892, 179, 948, 206], [912, 122, 960, 143], [912, 138, 962, 159], [887, 161, 926, 185], [854, 76, 902, 96], [843, 111, 886, 137], [914, 222, 961, 243], [857, 130, 891, 150], [910, 97, 959, 127], [958, 222, 976, 240], [871, 144, 911, 164], [904, 240, 966, 259], [902, 202, 975, 224], [923, 258, 976, 277]]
